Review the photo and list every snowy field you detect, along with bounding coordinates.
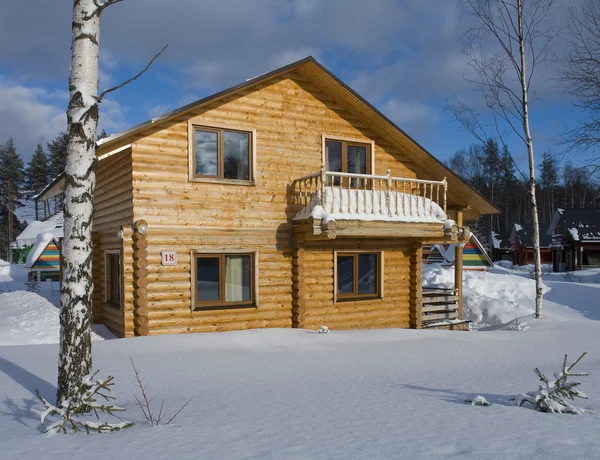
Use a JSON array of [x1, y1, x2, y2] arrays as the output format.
[[1, 261, 600, 459]]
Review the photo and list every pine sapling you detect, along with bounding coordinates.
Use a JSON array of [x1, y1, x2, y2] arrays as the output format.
[[510, 352, 589, 414], [35, 371, 133, 433]]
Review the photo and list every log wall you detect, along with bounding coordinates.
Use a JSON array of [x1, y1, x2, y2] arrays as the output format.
[[300, 239, 413, 330], [92, 149, 133, 337]]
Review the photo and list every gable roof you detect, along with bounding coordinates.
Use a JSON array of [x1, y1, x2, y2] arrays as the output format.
[[512, 222, 552, 248], [491, 230, 511, 249], [97, 56, 499, 220], [548, 208, 600, 242]]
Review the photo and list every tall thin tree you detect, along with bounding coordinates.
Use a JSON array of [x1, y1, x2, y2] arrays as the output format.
[[58, 0, 166, 404], [450, 0, 557, 319]]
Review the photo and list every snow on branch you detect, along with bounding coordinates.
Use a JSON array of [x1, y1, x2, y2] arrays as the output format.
[[510, 352, 590, 414], [35, 371, 133, 433], [97, 44, 169, 102]]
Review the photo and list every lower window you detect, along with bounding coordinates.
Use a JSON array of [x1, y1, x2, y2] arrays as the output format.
[[336, 252, 381, 300], [193, 253, 254, 309], [105, 251, 121, 308]]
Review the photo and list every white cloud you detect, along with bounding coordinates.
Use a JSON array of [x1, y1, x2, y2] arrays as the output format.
[[379, 99, 439, 136], [147, 103, 174, 119], [0, 77, 66, 161], [269, 48, 320, 69], [99, 98, 129, 135]]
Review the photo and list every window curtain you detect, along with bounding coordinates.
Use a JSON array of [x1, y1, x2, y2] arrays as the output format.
[[225, 255, 244, 302]]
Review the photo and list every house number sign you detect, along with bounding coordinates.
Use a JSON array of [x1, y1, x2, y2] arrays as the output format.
[[161, 250, 177, 266]]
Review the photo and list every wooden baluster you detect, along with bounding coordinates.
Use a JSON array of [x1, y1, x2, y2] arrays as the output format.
[[363, 175, 367, 214], [320, 164, 326, 211], [436, 183, 440, 214], [402, 181, 406, 216], [394, 180, 399, 217], [386, 169, 392, 217]]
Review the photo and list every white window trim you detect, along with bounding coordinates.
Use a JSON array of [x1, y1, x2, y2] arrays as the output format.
[[333, 250, 384, 303], [190, 248, 260, 311], [104, 249, 122, 309], [321, 134, 376, 175], [188, 121, 257, 185]]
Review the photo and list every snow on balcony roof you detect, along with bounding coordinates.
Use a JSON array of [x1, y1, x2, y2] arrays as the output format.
[[294, 187, 446, 224]]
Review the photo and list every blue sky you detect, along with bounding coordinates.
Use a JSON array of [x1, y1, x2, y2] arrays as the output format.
[[0, 0, 587, 174]]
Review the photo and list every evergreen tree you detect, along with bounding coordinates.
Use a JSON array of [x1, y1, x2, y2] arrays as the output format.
[[0, 139, 25, 261], [97, 129, 110, 141], [25, 144, 50, 197], [539, 152, 559, 221], [47, 131, 69, 179]]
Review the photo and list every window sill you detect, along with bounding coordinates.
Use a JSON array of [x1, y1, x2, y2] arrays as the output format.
[[188, 177, 255, 186], [193, 304, 257, 312], [336, 296, 381, 303]]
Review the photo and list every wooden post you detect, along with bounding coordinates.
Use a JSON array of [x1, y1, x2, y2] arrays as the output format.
[[132, 220, 149, 336], [292, 241, 307, 328], [443, 177, 447, 214], [409, 241, 423, 328], [454, 210, 464, 320]]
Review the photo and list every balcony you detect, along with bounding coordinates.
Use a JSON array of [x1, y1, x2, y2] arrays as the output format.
[[290, 166, 454, 240]]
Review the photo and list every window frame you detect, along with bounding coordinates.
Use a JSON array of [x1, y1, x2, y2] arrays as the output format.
[[322, 135, 375, 176], [188, 122, 256, 185], [190, 249, 259, 311], [104, 249, 122, 309], [334, 250, 384, 302]]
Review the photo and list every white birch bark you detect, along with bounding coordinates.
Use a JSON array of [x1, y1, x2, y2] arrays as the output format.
[[57, 0, 100, 404], [517, 0, 543, 319]]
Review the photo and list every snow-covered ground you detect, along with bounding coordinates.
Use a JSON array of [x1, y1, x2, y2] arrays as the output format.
[[0, 262, 115, 345], [1, 261, 600, 459]]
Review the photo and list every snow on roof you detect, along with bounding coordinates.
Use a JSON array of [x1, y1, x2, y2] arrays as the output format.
[[294, 187, 447, 224], [25, 232, 56, 268], [559, 209, 600, 242], [13, 212, 63, 248]]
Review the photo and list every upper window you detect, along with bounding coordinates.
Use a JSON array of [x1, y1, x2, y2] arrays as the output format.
[[325, 139, 371, 186], [336, 252, 380, 300], [193, 127, 251, 181], [193, 253, 255, 310], [105, 251, 121, 308]]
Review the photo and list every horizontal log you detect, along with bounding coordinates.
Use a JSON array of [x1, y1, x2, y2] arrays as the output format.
[[421, 304, 458, 313], [422, 312, 458, 321]]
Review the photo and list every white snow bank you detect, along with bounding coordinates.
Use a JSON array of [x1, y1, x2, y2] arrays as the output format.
[[294, 186, 446, 223], [422, 264, 543, 327], [0, 291, 115, 345]]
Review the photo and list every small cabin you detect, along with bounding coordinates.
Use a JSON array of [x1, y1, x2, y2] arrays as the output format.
[[426, 234, 493, 271], [26, 233, 61, 282], [92, 57, 498, 337], [547, 208, 600, 272], [510, 223, 552, 266]]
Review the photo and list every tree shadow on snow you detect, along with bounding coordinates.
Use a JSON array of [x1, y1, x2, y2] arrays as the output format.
[[0, 357, 55, 430], [389, 383, 513, 407], [0, 395, 44, 429]]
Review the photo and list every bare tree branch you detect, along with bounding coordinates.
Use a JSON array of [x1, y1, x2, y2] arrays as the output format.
[[97, 44, 169, 101]]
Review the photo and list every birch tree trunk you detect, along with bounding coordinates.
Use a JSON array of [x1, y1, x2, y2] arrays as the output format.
[[57, 0, 100, 404], [517, 0, 543, 319]]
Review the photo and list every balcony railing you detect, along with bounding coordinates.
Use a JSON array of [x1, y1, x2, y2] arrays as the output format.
[[291, 165, 447, 222]]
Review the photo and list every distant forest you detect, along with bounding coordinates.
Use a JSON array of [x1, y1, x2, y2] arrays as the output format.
[[447, 138, 599, 246]]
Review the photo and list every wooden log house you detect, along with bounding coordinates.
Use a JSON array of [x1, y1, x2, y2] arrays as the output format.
[[93, 57, 498, 337]]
